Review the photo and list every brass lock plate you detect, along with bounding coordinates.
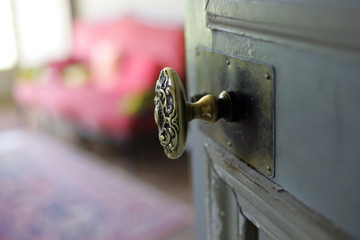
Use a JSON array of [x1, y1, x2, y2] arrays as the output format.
[[195, 47, 275, 177]]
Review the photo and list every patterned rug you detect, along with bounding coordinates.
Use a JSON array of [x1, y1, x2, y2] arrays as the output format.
[[0, 129, 193, 240]]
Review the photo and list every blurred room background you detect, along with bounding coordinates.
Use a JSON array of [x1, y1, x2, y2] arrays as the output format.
[[0, 0, 193, 239]]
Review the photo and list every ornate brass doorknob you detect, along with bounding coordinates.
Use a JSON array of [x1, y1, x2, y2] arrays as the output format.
[[154, 68, 240, 159]]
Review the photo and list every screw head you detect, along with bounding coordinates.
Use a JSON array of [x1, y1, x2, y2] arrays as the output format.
[[265, 73, 271, 80], [226, 59, 230, 65]]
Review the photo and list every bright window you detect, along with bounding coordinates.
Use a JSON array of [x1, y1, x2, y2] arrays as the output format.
[[0, 0, 17, 70], [14, 0, 72, 67]]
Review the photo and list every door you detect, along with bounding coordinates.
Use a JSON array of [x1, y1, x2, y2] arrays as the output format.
[[185, 0, 360, 239]]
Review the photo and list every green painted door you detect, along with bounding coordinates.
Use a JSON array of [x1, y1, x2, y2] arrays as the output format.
[[186, 0, 360, 239]]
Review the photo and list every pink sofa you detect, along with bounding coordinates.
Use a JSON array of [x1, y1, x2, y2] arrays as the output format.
[[14, 17, 185, 138]]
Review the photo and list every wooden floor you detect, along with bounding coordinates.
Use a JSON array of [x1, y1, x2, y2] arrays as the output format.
[[79, 130, 192, 204]]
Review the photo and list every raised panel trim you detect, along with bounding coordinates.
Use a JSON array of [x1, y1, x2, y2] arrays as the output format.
[[206, 0, 360, 52], [204, 143, 354, 239]]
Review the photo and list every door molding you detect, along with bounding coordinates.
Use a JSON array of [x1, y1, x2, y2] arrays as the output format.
[[205, 143, 353, 239], [206, 0, 360, 53]]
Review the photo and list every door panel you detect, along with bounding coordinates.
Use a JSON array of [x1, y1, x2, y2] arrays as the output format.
[[186, 0, 360, 239], [205, 143, 350, 239]]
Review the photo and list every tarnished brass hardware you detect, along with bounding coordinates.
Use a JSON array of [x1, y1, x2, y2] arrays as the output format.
[[195, 48, 275, 177], [154, 67, 241, 159]]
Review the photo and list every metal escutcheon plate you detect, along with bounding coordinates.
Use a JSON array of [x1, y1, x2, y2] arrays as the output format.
[[195, 47, 275, 177]]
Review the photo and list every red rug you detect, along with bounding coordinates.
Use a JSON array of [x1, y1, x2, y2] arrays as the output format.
[[0, 129, 193, 240]]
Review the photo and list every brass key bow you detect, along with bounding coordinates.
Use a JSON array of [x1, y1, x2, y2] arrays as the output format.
[[154, 68, 240, 159]]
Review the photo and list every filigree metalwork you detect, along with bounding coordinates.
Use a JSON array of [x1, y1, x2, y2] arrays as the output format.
[[154, 69, 179, 158], [154, 67, 239, 160]]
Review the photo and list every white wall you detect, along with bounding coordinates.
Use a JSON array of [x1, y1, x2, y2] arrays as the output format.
[[76, 0, 185, 25]]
